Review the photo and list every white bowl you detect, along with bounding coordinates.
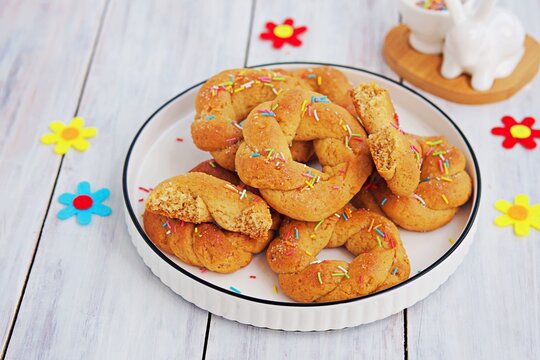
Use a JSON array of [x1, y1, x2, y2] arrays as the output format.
[[122, 62, 481, 331], [399, 0, 472, 54]]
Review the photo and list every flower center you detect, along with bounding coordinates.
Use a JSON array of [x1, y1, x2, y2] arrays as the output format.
[[509, 124, 531, 139], [507, 205, 528, 220], [73, 195, 93, 210], [273, 24, 294, 39], [61, 127, 80, 140]]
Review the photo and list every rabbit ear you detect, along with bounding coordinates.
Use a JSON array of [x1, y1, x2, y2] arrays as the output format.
[[473, 0, 495, 20], [446, 0, 466, 24]]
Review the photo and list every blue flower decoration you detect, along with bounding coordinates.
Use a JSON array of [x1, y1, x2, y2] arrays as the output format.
[[57, 181, 111, 225]]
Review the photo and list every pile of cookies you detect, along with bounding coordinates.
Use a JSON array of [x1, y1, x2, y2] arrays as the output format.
[[143, 66, 473, 303]]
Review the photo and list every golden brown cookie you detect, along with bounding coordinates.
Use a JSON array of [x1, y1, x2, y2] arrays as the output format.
[[235, 88, 373, 221], [288, 66, 356, 116], [353, 136, 473, 231], [351, 82, 421, 196], [266, 207, 410, 302], [191, 68, 312, 170], [143, 170, 276, 273]]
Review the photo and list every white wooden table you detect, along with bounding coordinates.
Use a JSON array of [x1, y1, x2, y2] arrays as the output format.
[[1, 0, 539, 358]]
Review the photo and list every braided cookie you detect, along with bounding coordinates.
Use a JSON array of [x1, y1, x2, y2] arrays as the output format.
[[143, 170, 275, 273], [191, 68, 313, 170], [266, 207, 410, 303], [351, 83, 421, 196], [235, 88, 373, 221], [287, 66, 357, 116], [353, 136, 473, 232]]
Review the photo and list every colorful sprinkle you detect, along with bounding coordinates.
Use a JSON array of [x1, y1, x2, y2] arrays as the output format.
[[416, 0, 448, 11], [313, 96, 329, 103], [274, 285, 279, 294], [295, 228, 299, 239], [381, 198, 388, 206], [239, 189, 247, 200], [448, 237, 455, 245], [176, 137, 184, 142], [209, 161, 216, 168], [413, 194, 426, 206], [250, 275, 257, 279], [229, 286, 241, 294], [258, 109, 276, 117], [441, 176, 452, 182], [206, 115, 216, 120], [250, 153, 260, 157], [314, 219, 324, 231], [305, 250, 313, 256], [138, 186, 150, 193], [375, 228, 385, 237], [377, 236, 382, 247], [224, 184, 239, 193], [442, 194, 449, 204], [317, 271, 323, 284], [368, 219, 375, 232], [392, 267, 398, 275], [426, 139, 442, 146]]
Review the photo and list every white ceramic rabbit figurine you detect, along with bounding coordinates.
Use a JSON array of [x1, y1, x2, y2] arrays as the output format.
[[441, 0, 525, 91]]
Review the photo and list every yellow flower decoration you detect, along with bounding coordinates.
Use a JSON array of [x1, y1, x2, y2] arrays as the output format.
[[494, 194, 540, 236], [41, 117, 97, 155]]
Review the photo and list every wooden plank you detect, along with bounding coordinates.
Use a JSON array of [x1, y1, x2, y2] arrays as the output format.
[[3, 0, 252, 358], [206, 313, 405, 360], [246, 0, 399, 78], [0, 0, 107, 353], [406, 0, 540, 358], [206, 1, 405, 358]]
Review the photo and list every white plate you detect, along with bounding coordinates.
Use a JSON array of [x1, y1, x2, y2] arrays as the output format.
[[122, 62, 481, 331]]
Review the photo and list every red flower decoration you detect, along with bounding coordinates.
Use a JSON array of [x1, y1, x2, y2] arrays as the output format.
[[260, 18, 307, 49], [491, 116, 540, 149]]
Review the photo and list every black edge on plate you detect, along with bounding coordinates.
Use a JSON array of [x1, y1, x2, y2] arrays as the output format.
[[122, 61, 482, 307]]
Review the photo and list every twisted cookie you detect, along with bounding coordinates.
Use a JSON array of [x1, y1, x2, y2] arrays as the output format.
[[288, 66, 356, 116], [143, 170, 275, 273], [353, 136, 473, 231], [266, 207, 410, 302], [236, 88, 373, 221], [191, 68, 312, 170], [352, 83, 421, 196]]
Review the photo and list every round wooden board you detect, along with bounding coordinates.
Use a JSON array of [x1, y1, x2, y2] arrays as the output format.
[[383, 25, 540, 104]]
